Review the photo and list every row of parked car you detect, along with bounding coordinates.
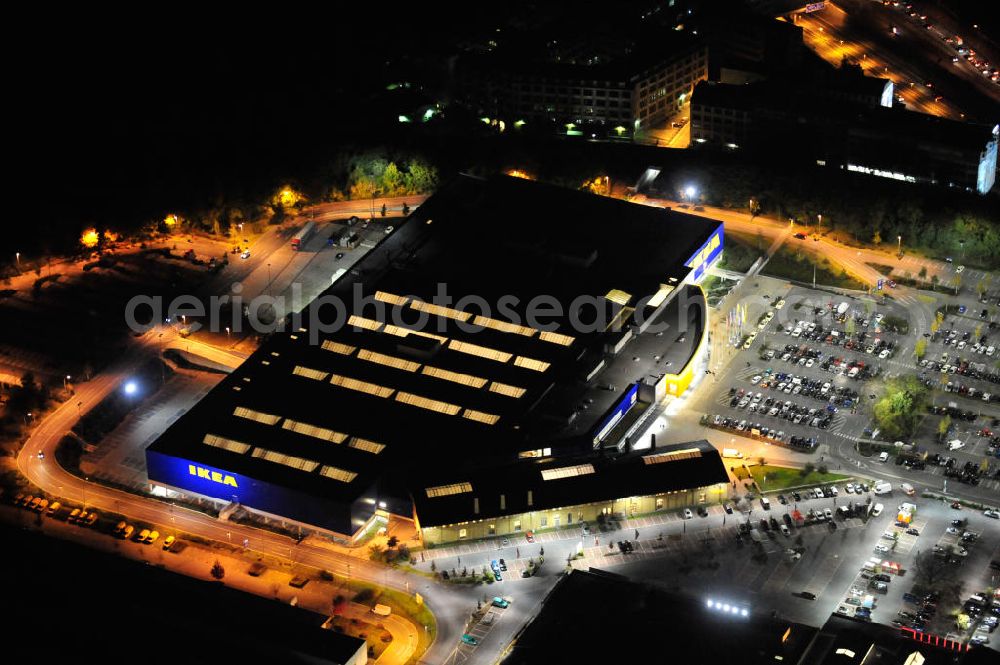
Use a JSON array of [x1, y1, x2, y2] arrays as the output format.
[[749, 370, 860, 407], [727, 389, 837, 429], [770, 344, 877, 380], [11, 492, 99, 525], [112, 521, 176, 549]]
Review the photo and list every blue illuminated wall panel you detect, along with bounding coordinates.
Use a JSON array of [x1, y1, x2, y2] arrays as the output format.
[[593, 383, 640, 444], [684, 224, 724, 283], [146, 450, 367, 536]]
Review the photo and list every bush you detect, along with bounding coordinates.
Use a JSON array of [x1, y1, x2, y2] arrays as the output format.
[[353, 588, 375, 603]]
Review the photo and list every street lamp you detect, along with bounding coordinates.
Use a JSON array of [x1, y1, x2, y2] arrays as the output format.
[[63, 374, 71, 389], [897, 235, 902, 258], [684, 185, 697, 200], [15, 252, 20, 268]]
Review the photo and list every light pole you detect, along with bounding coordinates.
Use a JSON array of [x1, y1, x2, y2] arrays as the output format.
[[817, 214, 823, 234], [266, 263, 272, 298], [63, 375, 71, 389], [15, 252, 20, 269], [897, 235, 902, 258]]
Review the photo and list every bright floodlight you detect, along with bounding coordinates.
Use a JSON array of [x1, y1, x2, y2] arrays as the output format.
[[741, 609, 749, 617], [124, 381, 137, 395], [706, 599, 713, 608], [685, 185, 697, 198]]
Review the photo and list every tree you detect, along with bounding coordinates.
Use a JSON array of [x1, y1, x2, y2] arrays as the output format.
[[931, 274, 940, 290], [801, 462, 816, 476], [430, 560, 436, 573], [386, 535, 398, 549], [873, 375, 929, 439], [918, 266, 928, 281], [938, 415, 952, 442], [951, 275, 962, 295], [369, 543, 384, 561], [873, 230, 882, 245], [914, 338, 928, 360], [913, 549, 952, 588], [380, 203, 387, 217], [210, 560, 225, 580], [332, 595, 347, 616]]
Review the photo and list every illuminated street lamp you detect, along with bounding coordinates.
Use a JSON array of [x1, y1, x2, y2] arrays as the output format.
[[15, 252, 20, 267], [63, 375, 71, 389], [124, 381, 137, 396], [897, 235, 902, 258], [684, 185, 697, 200]]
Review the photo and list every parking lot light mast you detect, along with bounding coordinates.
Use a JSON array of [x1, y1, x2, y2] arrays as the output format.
[[897, 235, 902, 258]]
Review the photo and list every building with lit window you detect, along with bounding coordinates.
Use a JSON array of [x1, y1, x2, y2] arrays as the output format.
[[689, 74, 997, 194], [457, 42, 708, 139], [146, 174, 723, 545]]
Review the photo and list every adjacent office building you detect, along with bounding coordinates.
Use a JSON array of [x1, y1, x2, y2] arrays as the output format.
[[146, 175, 725, 545]]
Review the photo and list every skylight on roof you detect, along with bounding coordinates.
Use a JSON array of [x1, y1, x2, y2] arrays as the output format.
[[203, 434, 252, 454], [410, 300, 473, 322], [425, 482, 473, 498], [251, 447, 320, 473], [422, 365, 488, 388], [472, 315, 535, 337], [321, 340, 357, 356], [513, 356, 550, 372], [448, 339, 512, 363], [395, 391, 462, 415], [642, 448, 703, 465], [462, 409, 500, 425], [541, 463, 595, 481], [282, 419, 348, 444], [647, 283, 675, 309], [292, 365, 329, 381], [605, 289, 632, 306], [538, 330, 575, 346], [319, 465, 358, 483], [233, 407, 282, 426], [329, 374, 395, 398], [347, 315, 383, 332], [349, 437, 386, 455], [489, 382, 526, 398], [374, 291, 410, 307], [357, 348, 420, 372]]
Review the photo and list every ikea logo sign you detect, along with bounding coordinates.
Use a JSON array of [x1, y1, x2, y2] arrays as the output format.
[[188, 464, 238, 488]]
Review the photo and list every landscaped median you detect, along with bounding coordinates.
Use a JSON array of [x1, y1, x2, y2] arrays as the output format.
[[736, 463, 851, 493]]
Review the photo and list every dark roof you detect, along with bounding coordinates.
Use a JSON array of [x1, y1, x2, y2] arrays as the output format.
[[502, 569, 817, 665], [149, 175, 720, 517], [412, 439, 729, 527]]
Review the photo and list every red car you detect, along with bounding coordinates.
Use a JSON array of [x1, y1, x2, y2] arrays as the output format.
[[525, 530, 535, 543]]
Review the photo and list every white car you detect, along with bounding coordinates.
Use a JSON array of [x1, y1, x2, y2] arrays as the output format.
[[948, 439, 965, 451], [874, 544, 890, 553], [751, 375, 762, 385], [775, 299, 786, 310], [240, 250, 251, 259], [385, 225, 395, 235], [956, 265, 965, 273], [682, 508, 693, 519], [984, 509, 1000, 519], [872, 503, 883, 516]]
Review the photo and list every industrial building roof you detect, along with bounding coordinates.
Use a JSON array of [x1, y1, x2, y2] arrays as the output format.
[[148, 175, 720, 514], [412, 439, 730, 528]]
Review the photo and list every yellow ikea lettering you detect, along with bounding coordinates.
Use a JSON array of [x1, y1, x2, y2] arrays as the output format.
[[188, 464, 238, 488]]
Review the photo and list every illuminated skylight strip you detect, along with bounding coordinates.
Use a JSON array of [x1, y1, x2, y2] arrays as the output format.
[[319, 465, 358, 483], [473, 315, 535, 337], [251, 447, 320, 472], [426, 482, 473, 498], [541, 463, 595, 481], [233, 407, 282, 426], [375, 291, 410, 306], [357, 348, 420, 372], [349, 437, 386, 455], [330, 374, 395, 398], [463, 409, 500, 425], [448, 339, 512, 363], [395, 391, 461, 415], [293, 365, 329, 381], [203, 434, 252, 455], [605, 289, 632, 306], [539, 330, 575, 346], [422, 365, 488, 388], [321, 340, 357, 355], [348, 315, 383, 332], [489, 382, 526, 398], [411, 300, 473, 322], [514, 356, 550, 372], [282, 419, 348, 444], [642, 448, 702, 465]]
